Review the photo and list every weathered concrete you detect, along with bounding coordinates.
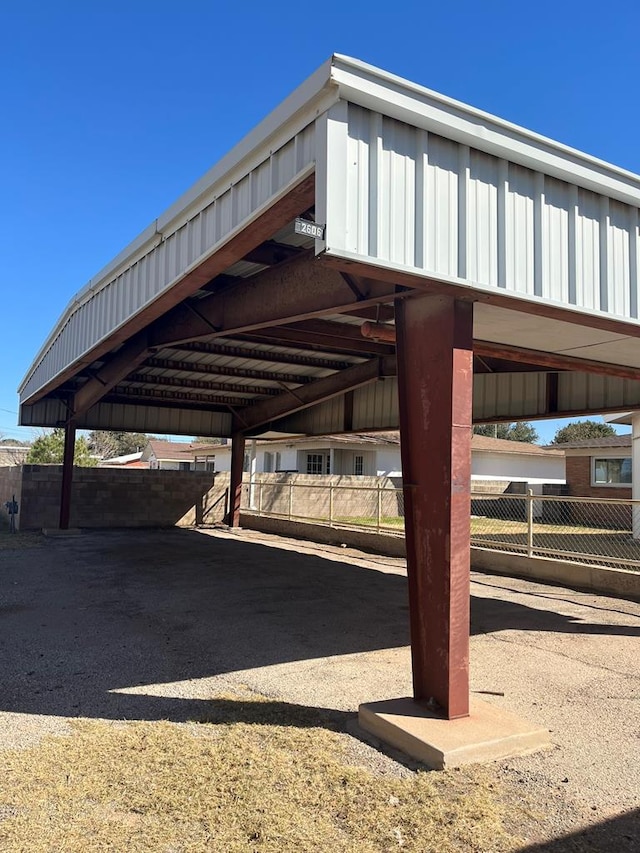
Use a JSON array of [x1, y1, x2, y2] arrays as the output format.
[[471, 547, 640, 602], [240, 512, 406, 556], [0, 526, 637, 833], [241, 514, 640, 601], [359, 696, 550, 769]]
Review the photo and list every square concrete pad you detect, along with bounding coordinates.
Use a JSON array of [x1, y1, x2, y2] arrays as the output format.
[[359, 696, 550, 770]]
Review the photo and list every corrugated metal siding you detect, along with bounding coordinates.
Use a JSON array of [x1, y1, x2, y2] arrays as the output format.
[[20, 399, 232, 437], [324, 103, 640, 321], [21, 124, 316, 403], [472, 374, 548, 420], [271, 373, 640, 435], [556, 373, 640, 411]]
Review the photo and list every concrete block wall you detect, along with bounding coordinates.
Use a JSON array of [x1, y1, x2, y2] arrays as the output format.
[[244, 474, 402, 520], [0, 466, 23, 530], [17, 466, 231, 530]]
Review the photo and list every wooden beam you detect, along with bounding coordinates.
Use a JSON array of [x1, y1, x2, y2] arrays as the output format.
[[234, 356, 397, 432]]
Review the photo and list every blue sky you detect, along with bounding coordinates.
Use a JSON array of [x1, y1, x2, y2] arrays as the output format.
[[1, 0, 637, 444]]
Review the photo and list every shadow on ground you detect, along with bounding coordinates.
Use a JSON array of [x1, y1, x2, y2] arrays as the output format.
[[517, 808, 640, 852], [0, 528, 638, 724]]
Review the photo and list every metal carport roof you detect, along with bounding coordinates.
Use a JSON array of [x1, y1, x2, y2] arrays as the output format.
[[19, 54, 640, 438]]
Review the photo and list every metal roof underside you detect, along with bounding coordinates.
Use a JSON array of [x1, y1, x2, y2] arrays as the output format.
[[19, 56, 640, 438]]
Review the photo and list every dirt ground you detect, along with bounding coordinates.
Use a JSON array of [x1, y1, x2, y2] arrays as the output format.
[[0, 526, 638, 851]]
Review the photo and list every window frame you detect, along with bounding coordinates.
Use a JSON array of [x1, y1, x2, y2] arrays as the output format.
[[591, 455, 632, 487]]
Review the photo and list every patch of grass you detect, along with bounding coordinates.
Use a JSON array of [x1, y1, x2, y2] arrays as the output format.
[[0, 695, 520, 852], [336, 516, 404, 529], [0, 530, 43, 550]]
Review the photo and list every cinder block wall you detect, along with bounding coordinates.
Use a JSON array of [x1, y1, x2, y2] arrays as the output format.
[[17, 466, 231, 530], [0, 466, 24, 530], [242, 474, 403, 519]]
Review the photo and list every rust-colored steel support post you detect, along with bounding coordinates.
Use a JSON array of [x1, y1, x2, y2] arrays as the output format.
[[59, 420, 77, 530], [395, 294, 473, 720], [227, 432, 246, 527]]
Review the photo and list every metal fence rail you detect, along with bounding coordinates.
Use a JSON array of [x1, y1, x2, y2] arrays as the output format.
[[241, 479, 640, 571], [242, 480, 405, 535], [471, 491, 640, 570]]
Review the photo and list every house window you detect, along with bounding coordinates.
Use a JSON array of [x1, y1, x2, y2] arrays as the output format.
[[193, 455, 215, 472], [179, 461, 190, 471], [592, 457, 631, 486], [306, 453, 329, 475], [354, 454, 364, 476], [264, 452, 273, 473]]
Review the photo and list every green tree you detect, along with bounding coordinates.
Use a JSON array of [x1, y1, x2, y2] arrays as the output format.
[[88, 431, 149, 459], [192, 436, 223, 445], [550, 420, 616, 444], [26, 429, 97, 466], [473, 422, 539, 443]]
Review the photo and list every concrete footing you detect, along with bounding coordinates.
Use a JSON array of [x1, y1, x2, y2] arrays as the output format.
[[42, 528, 82, 537], [359, 696, 550, 770]]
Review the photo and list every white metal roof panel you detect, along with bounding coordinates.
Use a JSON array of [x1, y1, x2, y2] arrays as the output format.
[[319, 101, 640, 328], [20, 54, 640, 433]]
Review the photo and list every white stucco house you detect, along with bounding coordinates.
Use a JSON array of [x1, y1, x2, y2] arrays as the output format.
[[103, 434, 565, 490], [202, 432, 565, 488]]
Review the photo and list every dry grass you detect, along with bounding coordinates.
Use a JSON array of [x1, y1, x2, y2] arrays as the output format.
[[0, 695, 521, 852], [0, 530, 43, 551]]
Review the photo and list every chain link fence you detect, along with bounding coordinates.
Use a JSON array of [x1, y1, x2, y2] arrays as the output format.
[[241, 478, 640, 571], [471, 491, 640, 570], [242, 479, 405, 535]]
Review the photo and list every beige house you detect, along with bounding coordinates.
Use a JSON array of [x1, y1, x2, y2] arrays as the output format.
[[0, 445, 29, 467]]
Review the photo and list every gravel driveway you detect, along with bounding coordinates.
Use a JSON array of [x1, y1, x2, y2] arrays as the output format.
[[0, 526, 638, 850]]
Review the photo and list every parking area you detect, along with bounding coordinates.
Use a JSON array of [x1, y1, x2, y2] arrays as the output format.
[[0, 526, 638, 847]]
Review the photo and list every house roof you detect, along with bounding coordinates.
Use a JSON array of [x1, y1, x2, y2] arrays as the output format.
[[146, 439, 221, 461], [551, 435, 632, 450], [470, 435, 563, 456], [215, 431, 561, 456]]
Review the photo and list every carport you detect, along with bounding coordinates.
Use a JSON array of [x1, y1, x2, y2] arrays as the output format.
[[19, 55, 640, 758]]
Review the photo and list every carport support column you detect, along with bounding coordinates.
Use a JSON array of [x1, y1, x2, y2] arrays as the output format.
[[395, 294, 473, 720], [59, 420, 76, 530], [228, 432, 246, 527]]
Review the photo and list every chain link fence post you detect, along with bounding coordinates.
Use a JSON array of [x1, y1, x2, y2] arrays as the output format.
[[527, 489, 534, 557], [377, 481, 382, 532], [329, 483, 334, 527]]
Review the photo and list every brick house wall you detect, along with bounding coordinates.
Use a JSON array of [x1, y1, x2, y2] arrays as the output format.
[[565, 456, 631, 500], [565, 455, 631, 529]]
